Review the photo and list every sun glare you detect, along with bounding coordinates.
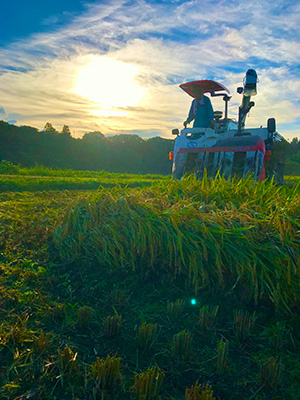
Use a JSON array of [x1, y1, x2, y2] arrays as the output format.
[[91, 109, 127, 118], [74, 57, 145, 110]]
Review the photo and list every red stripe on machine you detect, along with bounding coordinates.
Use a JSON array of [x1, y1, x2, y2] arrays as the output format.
[[177, 139, 265, 154]]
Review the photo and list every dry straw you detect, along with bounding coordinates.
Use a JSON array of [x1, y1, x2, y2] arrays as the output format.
[[33, 330, 50, 353], [76, 306, 94, 328], [166, 299, 185, 323], [137, 322, 158, 350], [171, 330, 193, 361], [185, 381, 215, 400], [233, 309, 256, 342], [198, 305, 219, 332], [103, 315, 122, 338], [259, 356, 284, 388], [217, 338, 229, 374], [57, 346, 79, 385], [132, 365, 165, 400], [90, 354, 121, 393]]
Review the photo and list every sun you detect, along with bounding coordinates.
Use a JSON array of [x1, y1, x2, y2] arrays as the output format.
[[74, 57, 145, 109]]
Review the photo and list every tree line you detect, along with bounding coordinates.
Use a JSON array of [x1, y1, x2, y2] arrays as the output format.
[[0, 121, 174, 174], [0, 121, 299, 175]]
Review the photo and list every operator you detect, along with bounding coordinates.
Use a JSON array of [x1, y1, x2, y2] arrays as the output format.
[[183, 88, 214, 128]]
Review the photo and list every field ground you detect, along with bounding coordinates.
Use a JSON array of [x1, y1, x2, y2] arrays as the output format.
[[0, 173, 169, 192], [0, 172, 298, 192], [0, 172, 299, 399]]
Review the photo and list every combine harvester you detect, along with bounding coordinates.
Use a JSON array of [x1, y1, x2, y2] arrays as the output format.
[[170, 70, 285, 183]]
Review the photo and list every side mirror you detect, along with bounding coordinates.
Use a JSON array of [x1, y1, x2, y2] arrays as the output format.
[[172, 128, 179, 136], [267, 118, 276, 133]]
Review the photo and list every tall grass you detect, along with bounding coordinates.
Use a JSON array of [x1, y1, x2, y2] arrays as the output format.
[[54, 176, 300, 308]]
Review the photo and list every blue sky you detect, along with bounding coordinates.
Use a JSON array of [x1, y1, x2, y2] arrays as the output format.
[[0, 0, 299, 139], [0, 1, 99, 45]]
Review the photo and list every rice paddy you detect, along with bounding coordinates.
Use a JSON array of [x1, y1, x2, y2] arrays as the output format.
[[0, 172, 299, 399], [0, 173, 167, 192]]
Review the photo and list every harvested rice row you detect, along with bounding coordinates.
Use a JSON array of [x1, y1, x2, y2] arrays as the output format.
[[54, 176, 300, 308]]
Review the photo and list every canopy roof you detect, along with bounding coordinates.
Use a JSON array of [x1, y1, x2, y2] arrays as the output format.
[[179, 80, 230, 98]]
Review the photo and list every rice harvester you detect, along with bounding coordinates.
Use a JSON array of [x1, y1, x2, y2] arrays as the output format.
[[170, 69, 285, 183]]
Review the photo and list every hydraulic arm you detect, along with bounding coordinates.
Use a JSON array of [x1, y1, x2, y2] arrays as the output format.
[[237, 69, 258, 135]]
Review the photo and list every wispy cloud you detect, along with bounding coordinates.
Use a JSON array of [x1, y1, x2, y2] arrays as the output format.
[[0, 0, 299, 138]]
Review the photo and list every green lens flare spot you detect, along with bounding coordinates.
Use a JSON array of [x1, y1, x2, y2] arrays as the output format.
[[190, 299, 197, 305]]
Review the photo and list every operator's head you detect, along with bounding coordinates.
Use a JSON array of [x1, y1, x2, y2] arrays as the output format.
[[194, 87, 203, 100]]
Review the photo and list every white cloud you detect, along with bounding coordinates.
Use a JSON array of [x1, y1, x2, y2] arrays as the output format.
[[41, 15, 60, 26], [0, 0, 298, 139]]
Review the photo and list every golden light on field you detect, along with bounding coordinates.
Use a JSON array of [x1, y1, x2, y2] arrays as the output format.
[[74, 57, 145, 111]]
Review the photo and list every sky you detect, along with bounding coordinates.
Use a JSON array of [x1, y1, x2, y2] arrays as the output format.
[[0, 0, 299, 140]]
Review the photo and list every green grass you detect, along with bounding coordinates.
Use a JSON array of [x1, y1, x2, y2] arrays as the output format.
[[0, 161, 297, 193], [0, 174, 170, 192], [0, 161, 169, 191], [0, 161, 167, 178], [0, 175, 299, 399]]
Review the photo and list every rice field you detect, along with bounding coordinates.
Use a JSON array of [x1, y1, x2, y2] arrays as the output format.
[[54, 175, 300, 307], [0, 172, 168, 192], [0, 173, 299, 399]]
